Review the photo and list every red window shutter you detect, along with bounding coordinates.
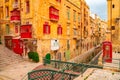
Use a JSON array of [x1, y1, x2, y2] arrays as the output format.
[[43, 25, 46, 34], [43, 24, 50, 34], [56, 0, 61, 2], [48, 25, 50, 34], [57, 26, 62, 35], [57, 27, 59, 34], [61, 27, 62, 34], [56, 9, 59, 20]]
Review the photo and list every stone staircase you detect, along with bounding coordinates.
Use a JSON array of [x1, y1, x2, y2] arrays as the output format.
[[0, 45, 24, 70]]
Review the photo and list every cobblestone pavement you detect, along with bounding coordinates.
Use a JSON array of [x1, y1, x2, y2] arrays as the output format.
[[87, 69, 120, 80], [0, 45, 42, 80]]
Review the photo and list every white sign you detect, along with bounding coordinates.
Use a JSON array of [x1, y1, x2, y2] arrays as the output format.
[[51, 40, 59, 50]]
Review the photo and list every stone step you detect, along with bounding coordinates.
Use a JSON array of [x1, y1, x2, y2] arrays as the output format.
[[0, 45, 25, 70]]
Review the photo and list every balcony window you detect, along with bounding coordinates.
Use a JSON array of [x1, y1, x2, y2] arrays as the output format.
[[49, 6, 59, 21], [10, 9, 20, 22], [26, 0, 30, 13], [20, 25, 32, 38]]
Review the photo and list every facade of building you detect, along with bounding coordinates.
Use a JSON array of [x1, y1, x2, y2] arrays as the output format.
[[90, 13, 107, 47], [107, 0, 120, 44], [0, 0, 106, 62]]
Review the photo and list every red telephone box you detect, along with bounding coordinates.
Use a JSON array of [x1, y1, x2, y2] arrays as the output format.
[[12, 39, 23, 56], [102, 41, 112, 63]]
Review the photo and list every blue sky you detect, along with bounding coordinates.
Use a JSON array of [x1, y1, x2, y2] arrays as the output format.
[[85, 0, 107, 20]]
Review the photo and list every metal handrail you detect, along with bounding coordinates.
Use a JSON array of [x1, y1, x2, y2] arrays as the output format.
[[28, 69, 79, 80], [43, 58, 103, 72]]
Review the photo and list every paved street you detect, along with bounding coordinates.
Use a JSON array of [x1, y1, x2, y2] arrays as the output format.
[[87, 69, 120, 80], [103, 52, 120, 71], [0, 45, 42, 80]]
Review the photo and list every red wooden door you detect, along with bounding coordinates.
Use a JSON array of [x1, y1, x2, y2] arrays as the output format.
[[12, 39, 23, 56]]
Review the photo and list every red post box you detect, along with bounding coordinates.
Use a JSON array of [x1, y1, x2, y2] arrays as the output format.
[[102, 41, 112, 63]]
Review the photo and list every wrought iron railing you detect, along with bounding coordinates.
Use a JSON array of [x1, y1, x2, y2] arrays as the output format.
[[43, 58, 103, 73], [28, 58, 103, 80], [28, 69, 79, 80]]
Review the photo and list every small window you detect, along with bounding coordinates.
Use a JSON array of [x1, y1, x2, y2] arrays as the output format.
[[112, 4, 115, 8], [57, 25, 62, 35], [73, 10, 76, 21], [78, 13, 81, 22], [73, 29, 77, 36], [56, 0, 61, 3], [5, 0, 9, 2], [6, 24, 10, 34], [26, 0, 30, 13], [43, 25, 50, 34], [67, 25, 70, 35], [67, 40, 70, 50]]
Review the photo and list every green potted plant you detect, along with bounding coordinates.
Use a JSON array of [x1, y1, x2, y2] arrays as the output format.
[[28, 52, 39, 62]]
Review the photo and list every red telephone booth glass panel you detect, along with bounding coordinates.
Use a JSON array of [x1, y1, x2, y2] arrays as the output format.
[[102, 41, 112, 63]]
